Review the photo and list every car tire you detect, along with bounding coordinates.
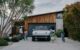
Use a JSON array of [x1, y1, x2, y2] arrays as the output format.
[[47, 36, 51, 41], [32, 36, 35, 41]]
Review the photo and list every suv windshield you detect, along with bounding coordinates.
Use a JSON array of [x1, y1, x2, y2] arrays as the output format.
[[35, 26, 48, 30]]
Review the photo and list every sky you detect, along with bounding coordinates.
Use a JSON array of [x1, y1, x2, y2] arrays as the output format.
[[0, 0, 80, 24], [29, 0, 80, 16]]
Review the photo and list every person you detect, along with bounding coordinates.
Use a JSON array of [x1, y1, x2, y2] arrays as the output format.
[[19, 26, 24, 39], [61, 31, 65, 42], [24, 30, 28, 40]]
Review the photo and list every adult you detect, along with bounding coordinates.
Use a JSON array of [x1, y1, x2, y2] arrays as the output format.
[[24, 30, 28, 40], [19, 26, 24, 39]]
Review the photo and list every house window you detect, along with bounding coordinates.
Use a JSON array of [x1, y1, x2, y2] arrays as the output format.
[[56, 13, 63, 19]]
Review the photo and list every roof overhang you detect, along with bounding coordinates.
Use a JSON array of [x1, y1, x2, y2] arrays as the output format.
[[28, 10, 63, 17]]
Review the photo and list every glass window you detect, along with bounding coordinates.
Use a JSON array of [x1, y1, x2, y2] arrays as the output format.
[[56, 13, 63, 19]]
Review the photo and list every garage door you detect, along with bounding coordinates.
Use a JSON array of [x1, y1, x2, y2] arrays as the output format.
[[28, 23, 55, 36]]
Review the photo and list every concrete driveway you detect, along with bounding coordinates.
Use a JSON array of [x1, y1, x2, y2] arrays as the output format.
[[0, 37, 80, 50]]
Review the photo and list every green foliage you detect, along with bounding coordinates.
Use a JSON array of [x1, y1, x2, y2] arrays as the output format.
[[11, 34, 22, 42], [63, 2, 80, 41], [0, 0, 6, 4], [15, 21, 24, 26], [0, 0, 34, 18], [7, 0, 34, 14], [3, 37, 11, 41], [11, 36, 20, 42], [0, 0, 34, 37], [0, 38, 8, 46], [55, 29, 64, 37], [22, 15, 28, 20], [0, 0, 3, 4]]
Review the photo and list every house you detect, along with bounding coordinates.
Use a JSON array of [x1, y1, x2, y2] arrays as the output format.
[[24, 11, 63, 36]]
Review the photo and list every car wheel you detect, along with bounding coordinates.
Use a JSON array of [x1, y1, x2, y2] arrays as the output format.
[[32, 36, 35, 41], [47, 36, 51, 41]]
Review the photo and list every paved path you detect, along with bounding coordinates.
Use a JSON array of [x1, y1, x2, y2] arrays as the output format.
[[0, 38, 80, 50]]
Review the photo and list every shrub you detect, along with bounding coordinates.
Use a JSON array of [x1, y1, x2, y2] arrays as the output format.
[[11, 37, 19, 42], [63, 2, 80, 41], [16, 34, 22, 40], [3, 37, 11, 41], [11, 35, 21, 42], [0, 38, 8, 46], [55, 29, 64, 37]]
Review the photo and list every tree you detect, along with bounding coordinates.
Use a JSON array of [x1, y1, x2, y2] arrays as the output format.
[[63, 2, 80, 41], [0, 0, 34, 37]]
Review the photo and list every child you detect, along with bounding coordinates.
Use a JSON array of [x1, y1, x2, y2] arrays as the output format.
[[61, 32, 65, 42]]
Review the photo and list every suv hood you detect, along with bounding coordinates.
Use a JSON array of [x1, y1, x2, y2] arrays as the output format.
[[32, 30, 51, 36]]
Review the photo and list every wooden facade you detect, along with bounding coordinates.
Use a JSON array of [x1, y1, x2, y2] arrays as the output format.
[[24, 12, 57, 31]]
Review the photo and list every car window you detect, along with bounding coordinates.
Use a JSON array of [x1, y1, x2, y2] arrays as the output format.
[[35, 26, 48, 30]]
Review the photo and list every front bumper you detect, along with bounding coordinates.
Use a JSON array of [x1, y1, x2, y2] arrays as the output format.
[[32, 35, 50, 38]]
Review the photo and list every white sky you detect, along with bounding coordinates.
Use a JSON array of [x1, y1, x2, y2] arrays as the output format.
[[0, 0, 80, 24], [29, 0, 80, 15]]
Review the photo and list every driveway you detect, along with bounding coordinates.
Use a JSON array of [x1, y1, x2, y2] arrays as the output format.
[[0, 37, 80, 50]]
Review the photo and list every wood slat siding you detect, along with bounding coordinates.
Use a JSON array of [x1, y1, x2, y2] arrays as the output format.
[[24, 13, 56, 30]]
